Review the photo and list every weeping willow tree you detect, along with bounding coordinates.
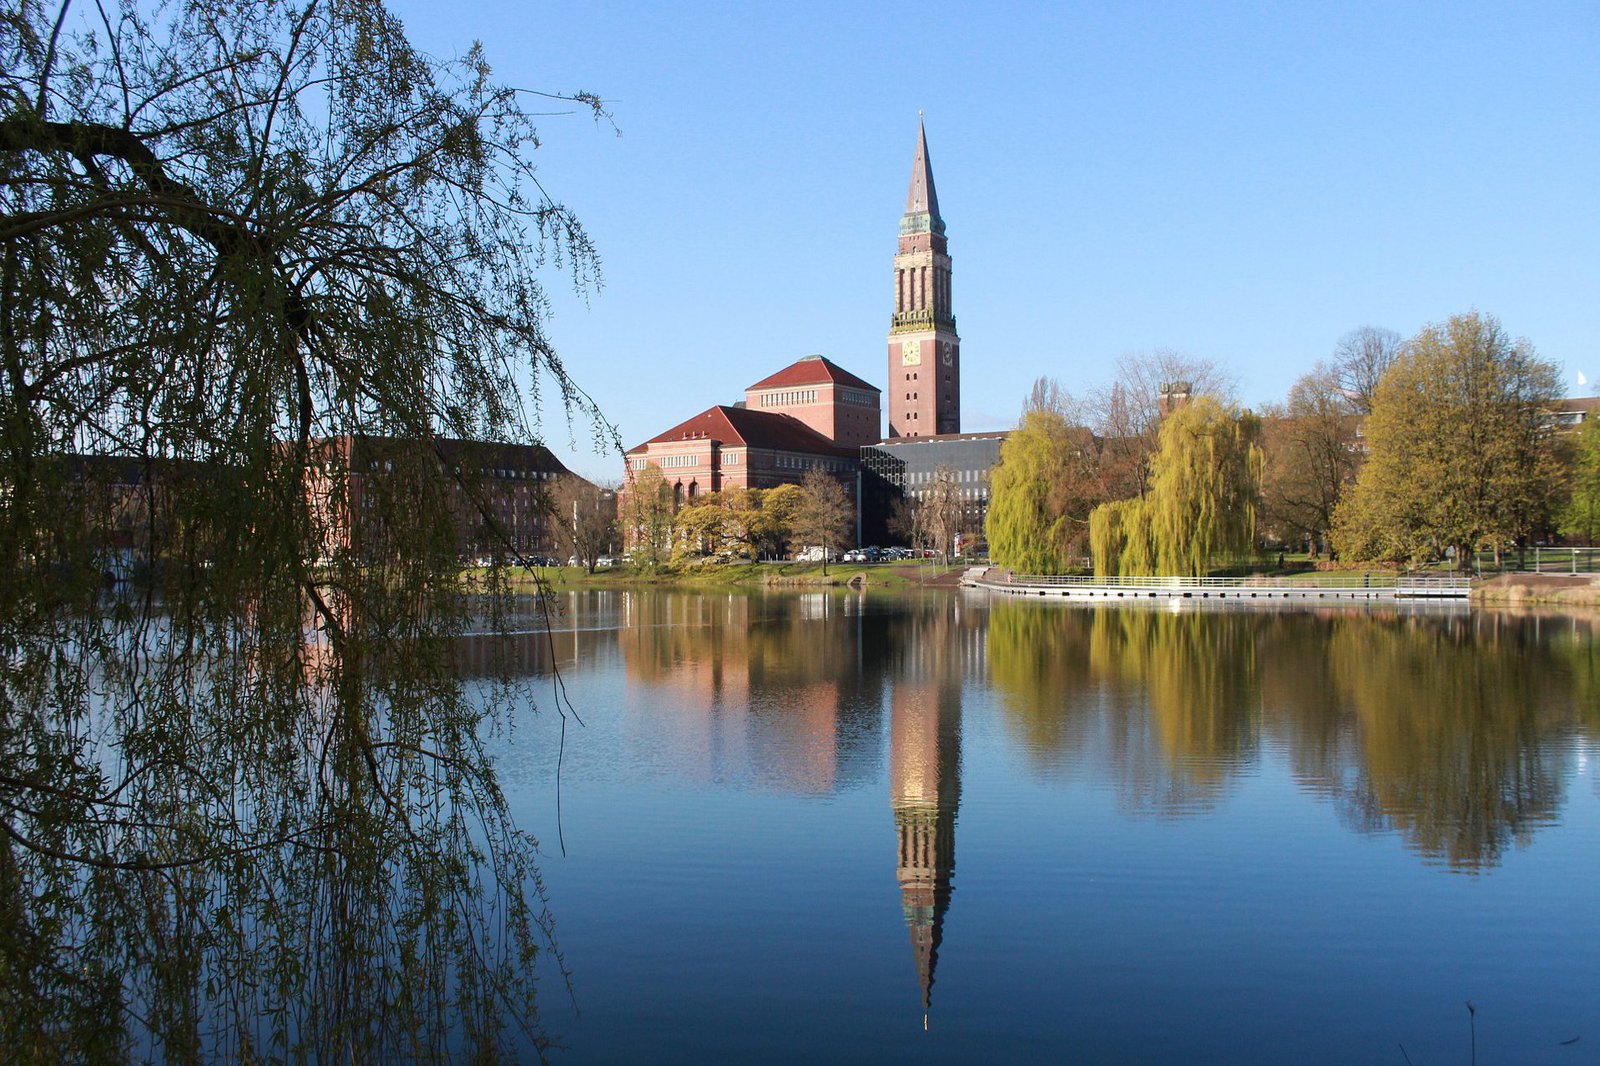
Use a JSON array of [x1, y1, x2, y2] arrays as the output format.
[[1090, 397, 1262, 577], [1, 1, 613, 1059], [986, 408, 1103, 574]]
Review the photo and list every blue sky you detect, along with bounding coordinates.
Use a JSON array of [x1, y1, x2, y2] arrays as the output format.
[[389, 1, 1600, 482]]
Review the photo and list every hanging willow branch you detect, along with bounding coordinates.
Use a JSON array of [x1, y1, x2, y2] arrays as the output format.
[[0, 1, 613, 1059]]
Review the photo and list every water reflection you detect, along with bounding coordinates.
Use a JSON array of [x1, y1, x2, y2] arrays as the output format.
[[887, 601, 964, 1024], [509, 592, 1596, 879], [606, 591, 975, 1014], [613, 592, 887, 794], [986, 599, 1599, 869], [481, 591, 1599, 1060]]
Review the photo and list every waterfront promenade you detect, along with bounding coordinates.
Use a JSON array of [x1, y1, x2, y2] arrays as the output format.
[[961, 567, 1472, 602]]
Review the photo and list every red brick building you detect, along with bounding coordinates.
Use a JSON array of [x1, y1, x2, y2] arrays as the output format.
[[624, 355, 878, 503], [624, 402, 859, 503], [745, 355, 883, 448], [306, 435, 582, 563]]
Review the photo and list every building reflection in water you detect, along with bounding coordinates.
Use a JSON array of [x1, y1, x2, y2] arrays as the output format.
[[886, 599, 972, 1025], [615, 590, 889, 793], [613, 589, 979, 1020]]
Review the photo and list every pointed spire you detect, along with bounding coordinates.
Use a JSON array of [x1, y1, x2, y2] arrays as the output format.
[[902, 117, 944, 235]]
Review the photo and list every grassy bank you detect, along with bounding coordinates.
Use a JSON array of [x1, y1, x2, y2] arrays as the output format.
[[1472, 574, 1600, 609]]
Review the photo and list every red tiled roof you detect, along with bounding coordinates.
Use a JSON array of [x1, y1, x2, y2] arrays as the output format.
[[1557, 396, 1600, 412], [627, 405, 854, 457], [746, 355, 879, 394]]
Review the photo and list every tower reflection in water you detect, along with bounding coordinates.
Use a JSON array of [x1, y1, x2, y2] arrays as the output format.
[[888, 604, 966, 1026]]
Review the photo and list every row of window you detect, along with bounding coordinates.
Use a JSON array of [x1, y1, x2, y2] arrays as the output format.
[[913, 487, 988, 500], [630, 455, 696, 471], [774, 454, 848, 473], [840, 388, 877, 407], [359, 460, 555, 481], [906, 468, 986, 486], [759, 389, 818, 407]]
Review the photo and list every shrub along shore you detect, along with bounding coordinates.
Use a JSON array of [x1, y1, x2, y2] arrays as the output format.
[[505, 562, 1600, 609], [502, 558, 972, 591]]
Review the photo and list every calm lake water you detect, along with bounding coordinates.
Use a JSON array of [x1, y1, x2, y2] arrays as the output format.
[[484, 590, 1600, 1064]]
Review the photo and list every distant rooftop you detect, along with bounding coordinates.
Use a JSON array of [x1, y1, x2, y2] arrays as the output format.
[[747, 355, 879, 394], [872, 429, 1012, 447], [628, 405, 855, 457]]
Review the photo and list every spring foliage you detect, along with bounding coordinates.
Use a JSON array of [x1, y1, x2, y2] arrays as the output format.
[[1089, 397, 1262, 577], [1562, 417, 1600, 544], [1332, 312, 1562, 564], [1, 1, 610, 1057], [986, 409, 1102, 573]]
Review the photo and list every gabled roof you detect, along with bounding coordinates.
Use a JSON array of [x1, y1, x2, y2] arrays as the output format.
[[628, 405, 855, 457], [746, 354, 879, 394], [904, 118, 942, 226]]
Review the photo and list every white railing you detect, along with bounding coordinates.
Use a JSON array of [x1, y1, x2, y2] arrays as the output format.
[[984, 571, 1472, 593], [1475, 547, 1600, 575]]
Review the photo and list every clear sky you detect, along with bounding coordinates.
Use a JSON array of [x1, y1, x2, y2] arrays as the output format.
[[388, 0, 1600, 483]]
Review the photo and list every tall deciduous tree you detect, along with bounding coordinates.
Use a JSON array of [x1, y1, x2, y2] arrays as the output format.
[[913, 465, 964, 558], [789, 468, 854, 575], [749, 482, 806, 559], [1, 2, 611, 1056], [624, 462, 674, 568], [1259, 362, 1360, 554], [1090, 396, 1262, 577], [1088, 350, 1234, 501], [552, 475, 617, 571], [1333, 312, 1562, 566], [986, 408, 1103, 574], [673, 491, 728, 559], [1560, 417, 1600, 545], [1333, 326, 1402, 415]]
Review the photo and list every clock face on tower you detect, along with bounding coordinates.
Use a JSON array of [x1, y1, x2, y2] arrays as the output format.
[[901, 339, 921, 367], [941, 342, 953, 366]]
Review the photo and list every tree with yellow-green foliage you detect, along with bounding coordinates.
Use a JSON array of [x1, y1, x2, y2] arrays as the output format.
[[0, 0, 611, 1056], [624, 463, 675, 569], [986, 408, 1105, 573], [747, 483, 807, 560], [1089, 396, 1262, 577], [1561, 416, 1600, 545], [672, 492, 728, 560], [1332, 312, 1563, 566]]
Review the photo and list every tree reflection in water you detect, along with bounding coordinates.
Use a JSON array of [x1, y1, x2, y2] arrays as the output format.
[[0, 590, 557, 1062], [987, 600, 1598, 868]]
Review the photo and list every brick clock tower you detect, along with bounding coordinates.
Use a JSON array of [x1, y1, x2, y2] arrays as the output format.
[[888, 118, 959, 438]]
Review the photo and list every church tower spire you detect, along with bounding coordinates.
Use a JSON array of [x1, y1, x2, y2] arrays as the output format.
[[888, 118, 960, 438], [904, 118, 943, 231]]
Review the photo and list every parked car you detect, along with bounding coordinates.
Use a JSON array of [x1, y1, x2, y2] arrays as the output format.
[[596, 555, 617, 568], [843, 549, 866, 563]]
